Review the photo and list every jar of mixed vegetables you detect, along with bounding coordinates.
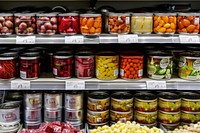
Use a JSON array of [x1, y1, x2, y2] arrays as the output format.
[[131, 13, 153, 34], [96, 51, 119, 80], [80, 13, 102, 35], [108, 12, 130, 34], [154, 13, 177, 34], [177, 13, 199, 34], [0, 13, 14, 35]]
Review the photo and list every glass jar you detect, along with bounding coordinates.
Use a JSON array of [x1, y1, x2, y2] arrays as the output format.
[[0, 13, 14, 35], [131, 13, 153, 34], [177, 13, 199, 34], [108, 12, 130, 34], [37, 13, 57, 35], [20, 52, 40, 79], [96, 51, 119, 80], [80, 13, 102, 35], [75, 51, 94, 78], [58, 13, 79, 35], [14, 13, 36, 35], [120, 51, 144, 80], [53, 51, 73, 79], [154, 13, 177, 34], [0, 52, 17, 80]]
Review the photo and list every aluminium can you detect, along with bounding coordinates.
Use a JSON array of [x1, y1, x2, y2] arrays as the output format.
[[65, 91, 83, 110], [44, 92, 63, 109], [24, 108, 42, 122], [44, 108, 62, 122], [24, 121, 41, 129], [24, 91, 42, 109], [65, 109, 83, 124]]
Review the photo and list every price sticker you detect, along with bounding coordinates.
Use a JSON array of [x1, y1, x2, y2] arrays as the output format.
[[146, 81, 166, 89], [16, 36, 36, 44], [179, 35, 199, 43], [118, 34, 138, 43], [65, 36, 84, 44], [65, 81, 85, 90], [11, 81, 30, 89]]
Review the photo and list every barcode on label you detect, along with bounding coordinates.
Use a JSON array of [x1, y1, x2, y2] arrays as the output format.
[[20, 71, 26, 79], [138, 69, 143, 77]]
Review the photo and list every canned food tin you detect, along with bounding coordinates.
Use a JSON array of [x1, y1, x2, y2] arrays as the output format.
[[24, 109, 41, 122], [0, 103, 20, 125], [65, 91, 83, 110], [44, 92, 62, 109], [110, 110, 133, 123], [134, 110, 157, 124], [87, 110, 109, 124], [65, 109, 83, 123], [24, 121, 40, 129], [158, 110, 181, 124], [44, 108, 62, 122], [87, 91, 110, 111], [70, 122, 84, 130], [181, 110, 200, 123], [24, 91, 42, 109]]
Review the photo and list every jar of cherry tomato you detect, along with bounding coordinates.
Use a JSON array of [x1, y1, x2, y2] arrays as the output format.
[[58, 13, 79, 35], [120, 51, 144, 79], [20, 52, 40, 79], [53, 51, 73, 79], [154, 13, 177, 34], [75, 51, 94, 78], [0, 52, 18, 80], [80, 13, 102, 35], [177, 13, 199, 34]]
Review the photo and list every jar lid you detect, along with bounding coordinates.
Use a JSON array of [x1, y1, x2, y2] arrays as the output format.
[[108, 12, 130, 16], [59, 12, 79, 16], [97, 51, 117, 56], [154, 13, 177, 16], [111, 92, 133, 100], [0, 13, 13, 16], [37, 13, 57, 16], [54, 51, 72, 58], [178, 13, 197, 16], [158, 92, 180, 100], [76, 50, 94, 56], [0, 52, 18, 60], [80, 13, 101, 17], [132, 13, 153, 16], [14, 13, 36, 16], [0, 102, 19, 109], [20, 52, 40, 60], [135, 92, 157, 100], [88, 91, 109, 99]]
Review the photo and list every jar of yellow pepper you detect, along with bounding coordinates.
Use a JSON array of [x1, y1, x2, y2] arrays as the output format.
[[96, 51, 119, 80]]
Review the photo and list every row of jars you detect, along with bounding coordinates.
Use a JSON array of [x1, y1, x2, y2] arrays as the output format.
[[0, 12, 200, 35]]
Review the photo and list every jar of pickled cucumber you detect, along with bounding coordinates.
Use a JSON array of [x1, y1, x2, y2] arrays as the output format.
[[96, 51, 119, 80], [131, 13, 153, 34]]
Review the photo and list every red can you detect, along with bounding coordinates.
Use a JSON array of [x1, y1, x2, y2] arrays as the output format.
[[20, 52, 40, 79], [75, 51, 94, 78], [53, 51, 73, 79]]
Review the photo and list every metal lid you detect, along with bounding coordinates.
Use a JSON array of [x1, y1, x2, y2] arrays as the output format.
[[80, 13, 101, 17], [132, 13, 153, 16], [14, 13, 36, 16], [111, 92, 133, 100], [37, 13, 57, 16], [88, 91, 109, 99], [20, 52, 40, 60], [154, 13, 177, 16], [135, 92, 157, 100], [0, 102, 19, 109], [59, 13, 79, 16], [0, 13, 13, 16], [54, 51, 72, 58], [0, 52, 18, 60], [178, 13, 197, 16], [181, 92, 200, 100], [158, 92, 180, 100], [108, 12, 130, 16]]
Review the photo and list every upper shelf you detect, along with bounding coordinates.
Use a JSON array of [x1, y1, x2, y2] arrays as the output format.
[[0, 34, 200, 44]]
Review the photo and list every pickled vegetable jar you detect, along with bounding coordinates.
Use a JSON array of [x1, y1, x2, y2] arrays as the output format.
[[108, 13, 130, 34], [120, 51, 143, 80], [37, 13, 57, 35], [53, 51, 73, 79], [154, 13, 177, 34], [0, 52, 17, 80], [15, 13, 36, 35], [0, 13, 14, 35], [75, 51, 94, 78], [96, 51, 119, 80], [177, 13, 199, 34], [20, 52, 40, 79], [80, 13, 102, 35], [58, 13, 79, 35], [131, 13, 153, 34]]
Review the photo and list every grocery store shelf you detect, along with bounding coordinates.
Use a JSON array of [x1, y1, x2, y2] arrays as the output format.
[[1, 77, 200, 90], [0, 34, 200, 44]]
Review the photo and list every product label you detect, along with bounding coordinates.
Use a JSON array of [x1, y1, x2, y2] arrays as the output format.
[[53, 68, 57, 76], [120, 69, 124, 76], [114, 69, 118, 76], [45, 94, 62, 108], [194, 18, 200, 25], [65, 94, 83, 109], [20, 71, 27, 79], [193, 59, 200, 70], [25, 110, 41, 121], [0, 108, 19, 123], [126, 17, 130, 24], [28, 96, 41, 108], [138, 69, 143, 77]]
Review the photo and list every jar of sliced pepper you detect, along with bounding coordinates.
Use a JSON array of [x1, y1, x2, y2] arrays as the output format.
[[20, 52, 40, 79], [80, 13, 102, 35], [58, 13, 79, 35], [0, 52, 18, 80], [53, 51, 73, 79]]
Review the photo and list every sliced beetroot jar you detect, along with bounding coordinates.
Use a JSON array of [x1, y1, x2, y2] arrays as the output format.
[[75, 51, 94, 78], [20, 52, 40, 79], [53, 51, 73, 79], [58, 13, 79, 35]]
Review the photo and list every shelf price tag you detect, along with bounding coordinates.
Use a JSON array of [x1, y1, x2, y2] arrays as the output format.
[[118, 34, 138, 43], [146, 81, 166, 89], [65, 81, 85, 90], [16, 36, 36, 44], [179, 35, 199, 43], [65, 36, 84, 44], [11, 81, 30, 89]]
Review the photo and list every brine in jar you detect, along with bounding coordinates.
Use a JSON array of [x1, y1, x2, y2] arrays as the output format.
[[53, 51, 73, 79], [80, 13, 102, 35], [58, 13, 79, 35], [96, 51, 119, 80], [131, 13, 153, 34], [154, 13, 177, 34], [0, 13, 14, 35], [177, 13, 199, 34], [20, 52, 40, 79]]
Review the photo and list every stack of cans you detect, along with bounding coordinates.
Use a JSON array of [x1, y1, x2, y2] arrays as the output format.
[[44, 91, 63, 122], [24, 91, 42, 129], [65, 91, 84, 130]]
